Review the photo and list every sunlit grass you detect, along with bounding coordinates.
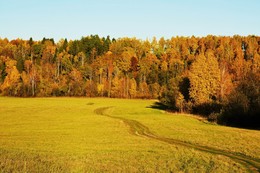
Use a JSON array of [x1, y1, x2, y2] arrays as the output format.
[[111, 99, 260, 159], [0, 97, 259, 172]]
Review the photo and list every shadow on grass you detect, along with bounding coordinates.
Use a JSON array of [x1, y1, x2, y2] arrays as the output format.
[[146, 102, 169, 111], [86, 102, 94, 105]]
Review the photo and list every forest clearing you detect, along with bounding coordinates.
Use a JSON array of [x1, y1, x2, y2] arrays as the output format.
[[1, 0, 260, 172], [0, 97, 259, 172]]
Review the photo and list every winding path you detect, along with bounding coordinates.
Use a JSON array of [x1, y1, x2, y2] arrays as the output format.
[[94, 107, 260, 173]]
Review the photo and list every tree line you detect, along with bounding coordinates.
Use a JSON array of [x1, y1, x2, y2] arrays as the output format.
[[0, 35, 259, 128]]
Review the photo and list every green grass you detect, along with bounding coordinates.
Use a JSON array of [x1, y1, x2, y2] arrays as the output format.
[[0, 97, 259, 172]]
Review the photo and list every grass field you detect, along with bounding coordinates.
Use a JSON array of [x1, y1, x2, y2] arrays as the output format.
[[0, 97, 259, 172]]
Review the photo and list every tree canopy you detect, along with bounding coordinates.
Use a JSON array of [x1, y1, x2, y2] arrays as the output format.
[[0, 35, 259, 128]]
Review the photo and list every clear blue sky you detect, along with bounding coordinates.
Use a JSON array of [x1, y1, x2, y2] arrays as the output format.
[[0, 0, 259, 41]]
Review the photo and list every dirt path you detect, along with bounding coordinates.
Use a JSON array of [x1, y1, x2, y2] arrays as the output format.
[[94, 107, 260, 173]]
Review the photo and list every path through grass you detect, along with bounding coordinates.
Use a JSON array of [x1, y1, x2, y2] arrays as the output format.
[[94, 106, 260, 173], [0, 97, 259, 172]]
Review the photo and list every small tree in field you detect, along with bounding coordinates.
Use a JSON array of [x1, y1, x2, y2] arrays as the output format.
[[175, 92, 185, 113]]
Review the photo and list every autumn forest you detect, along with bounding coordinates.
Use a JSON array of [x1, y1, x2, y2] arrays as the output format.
[[0, 35, 259, 128]]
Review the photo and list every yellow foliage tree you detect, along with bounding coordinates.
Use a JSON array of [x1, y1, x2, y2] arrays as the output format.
[[189, 52, 220, 105], [129, 78, 137, 98], [0, 60, 21, 96]]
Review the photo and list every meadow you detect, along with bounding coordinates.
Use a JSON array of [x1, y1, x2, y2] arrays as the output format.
[[0, 97, 259, 172]]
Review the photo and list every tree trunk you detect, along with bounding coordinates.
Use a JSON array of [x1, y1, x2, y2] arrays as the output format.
[[108, 73, 111, 98], [126, 74, 129, 98]]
